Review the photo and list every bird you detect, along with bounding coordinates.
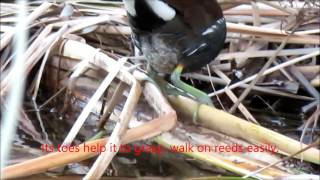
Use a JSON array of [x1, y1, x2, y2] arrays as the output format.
[[123, 0, 227, 105]]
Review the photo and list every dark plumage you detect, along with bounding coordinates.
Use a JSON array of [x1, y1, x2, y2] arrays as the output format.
[[124, 0, 226, 73], [123, 0, 226, 106]]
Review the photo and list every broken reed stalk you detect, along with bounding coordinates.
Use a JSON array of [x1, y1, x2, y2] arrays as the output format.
[[209, 51, 320, 96], [228, 26, 294, 113], [62, 57, 132, 146], [1, 25, 68, 96], [0, 2, 52, 51], [226, 22, 320, 44], [243, 139, 320, 179], [168, 95, 320, 164], [300, 108, 320, 152], [0, 0, 28, 170], [83, 63, 142, 179], [1, 114, 175, 179], [60, 40, 177, 179], [188, 73, 314, 101], [216, 47, 319, 62], [311, 75, 320, 87], [212, 68, 259, 123], [156, 131, 290, 180], [224, 8, 290, 16], [56, 40, 142, 179], [97, 82, 127, 130], [1, 1, 319, 179], [2, 81, 177, 179]]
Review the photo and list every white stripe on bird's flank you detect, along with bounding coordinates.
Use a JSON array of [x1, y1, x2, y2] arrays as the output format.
[[123, 0, 136, 16], [202, 17, 225, 36], [146, 0, 176, 21], [202, 25, 218, 36], [187, 43, 208, 56]]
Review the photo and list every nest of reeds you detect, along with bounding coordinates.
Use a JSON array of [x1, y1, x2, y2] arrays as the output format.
[[1, 1, 319, 179]]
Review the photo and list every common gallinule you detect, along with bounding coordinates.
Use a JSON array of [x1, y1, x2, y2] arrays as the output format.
[[123, 0, 226, 105]]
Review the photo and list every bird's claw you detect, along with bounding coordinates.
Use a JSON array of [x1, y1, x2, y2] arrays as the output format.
[[192, 95, 213, 124]]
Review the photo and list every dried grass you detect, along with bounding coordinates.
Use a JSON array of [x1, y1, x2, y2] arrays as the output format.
[[1, 0, 319, 179]]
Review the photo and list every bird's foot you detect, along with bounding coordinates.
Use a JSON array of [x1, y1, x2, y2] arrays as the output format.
[[171, 65, 214, 124], [192, 104, 200, 124], [191, 94, 214, 124], [196, 93, 213, 106]]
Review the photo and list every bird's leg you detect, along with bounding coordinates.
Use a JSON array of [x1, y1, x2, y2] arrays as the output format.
[[147, 64, 188, 97], [171, 64, 213, 105], [171, 64, 213, 123]]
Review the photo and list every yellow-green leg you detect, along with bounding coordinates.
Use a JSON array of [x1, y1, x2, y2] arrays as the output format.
[[147, 65, 187, 97], [170, 64, 213, 106], [170, 64, 213, 123]]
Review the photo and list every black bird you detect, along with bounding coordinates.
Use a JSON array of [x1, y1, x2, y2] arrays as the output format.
[[123, 0, 226, 105]]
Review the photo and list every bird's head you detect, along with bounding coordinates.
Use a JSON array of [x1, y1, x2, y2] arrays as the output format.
[[123, 0, 176, 21], [122, 0, 225, 33]]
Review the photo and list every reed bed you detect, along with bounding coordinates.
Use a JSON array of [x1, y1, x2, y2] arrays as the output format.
[[0, 1, 319, 179]]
